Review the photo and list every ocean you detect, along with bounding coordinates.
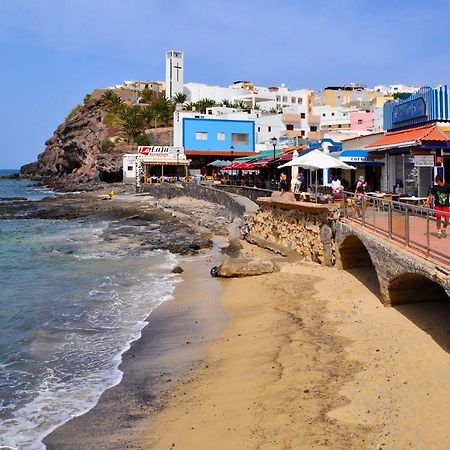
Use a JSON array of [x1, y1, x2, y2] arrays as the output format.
[[0, 170, 178, 449]]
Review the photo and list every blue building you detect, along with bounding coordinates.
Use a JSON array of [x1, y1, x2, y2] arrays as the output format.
[[367, 85, 450, 195], [181, 117, 255, 154]]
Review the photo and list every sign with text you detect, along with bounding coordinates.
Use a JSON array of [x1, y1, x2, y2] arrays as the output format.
[[413, 154, 434, 167], [138, 146, 183, 156], [392, 97, 427, 124]]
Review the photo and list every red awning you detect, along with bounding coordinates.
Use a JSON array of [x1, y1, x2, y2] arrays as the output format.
[[366, 123, 450, 150]]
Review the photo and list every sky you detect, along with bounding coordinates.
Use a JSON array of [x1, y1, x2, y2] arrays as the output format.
[[1, 0, 450, 168]]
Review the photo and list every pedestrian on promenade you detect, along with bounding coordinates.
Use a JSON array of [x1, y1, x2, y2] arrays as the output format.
[[291, 174, 301, 194], [428, 174, 450, 238], [331, 174, 343, 200], [279, 172, 287, 192], [354, 176, 367, 201], [298, 172, 305, 192]]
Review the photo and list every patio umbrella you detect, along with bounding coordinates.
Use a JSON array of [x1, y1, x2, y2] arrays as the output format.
[[278, 149, 355, 201], [207, 159, 232, 167]]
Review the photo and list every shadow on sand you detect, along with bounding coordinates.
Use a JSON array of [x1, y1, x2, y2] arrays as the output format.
[[346, 267, 381, 298], [395, 299, 450, 355]]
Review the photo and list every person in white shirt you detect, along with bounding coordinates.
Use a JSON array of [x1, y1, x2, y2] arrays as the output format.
[[331, 175, 343, 200]]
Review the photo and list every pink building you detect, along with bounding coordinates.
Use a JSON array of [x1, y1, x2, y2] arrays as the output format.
[[350, 111, 374, 131]]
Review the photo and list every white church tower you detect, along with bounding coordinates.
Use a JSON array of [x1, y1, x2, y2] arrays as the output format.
[[165, 50, 184, 99]]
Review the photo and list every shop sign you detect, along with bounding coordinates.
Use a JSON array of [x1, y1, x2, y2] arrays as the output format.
[[138, 146, 183, 157], [392, 97, 427, 124], [413, 154, 434, 167], [341, 156, 369, 163]]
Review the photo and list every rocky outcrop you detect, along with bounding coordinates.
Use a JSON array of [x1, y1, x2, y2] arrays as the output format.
[[21, 99, 108, 184]]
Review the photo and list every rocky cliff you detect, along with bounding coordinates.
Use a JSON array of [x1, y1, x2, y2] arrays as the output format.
[[20, 99, 173, 187]]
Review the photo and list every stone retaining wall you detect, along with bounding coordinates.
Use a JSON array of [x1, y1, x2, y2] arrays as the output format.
[[138, 183, 246, 218], [214, 185, 272, 203], [248, 200, 337, 266]]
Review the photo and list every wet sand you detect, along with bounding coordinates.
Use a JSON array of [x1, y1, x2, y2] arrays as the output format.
[[44, 248, 228, 449], [46, 242, 450, 449]]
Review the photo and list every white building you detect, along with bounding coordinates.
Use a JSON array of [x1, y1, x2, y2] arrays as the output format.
[[372, 84, 419, 96], [166, 50, 184, 99], [312, 105, 357, 130]]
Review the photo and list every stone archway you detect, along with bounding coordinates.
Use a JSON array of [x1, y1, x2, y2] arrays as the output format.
[[337, 234, 373, 270], [337, 234, 381, 298], [388, 273, 449, 305]]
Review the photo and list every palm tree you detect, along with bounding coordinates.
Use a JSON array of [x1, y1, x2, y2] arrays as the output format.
[[172, 92, 187, 104], [195, 98, 217, 113], [141, 105, 156, 128], [184, 102, 196, 111], [232, 101, 247, 110], [220, 99, 233, 108], [139, 88, 154, 104], [116, 105, 145, 143], [101, 90, 124, 112], [152, 96, 175, 126]]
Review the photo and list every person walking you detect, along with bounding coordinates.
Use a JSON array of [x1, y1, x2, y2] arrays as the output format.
[[428, 174, 450, 238]]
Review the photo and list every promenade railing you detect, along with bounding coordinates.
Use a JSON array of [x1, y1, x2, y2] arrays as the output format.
[[341, 191, 450, 268]]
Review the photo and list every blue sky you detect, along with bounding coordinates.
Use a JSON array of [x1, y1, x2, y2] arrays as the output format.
[[1, 0, 450, 168]]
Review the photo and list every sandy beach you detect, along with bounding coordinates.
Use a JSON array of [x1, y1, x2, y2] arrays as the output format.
[[44, 236, 450, 449], [137, 243, 450, 450]]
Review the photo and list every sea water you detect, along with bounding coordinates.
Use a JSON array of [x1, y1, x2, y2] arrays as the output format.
[[0, 170, 178, 449]]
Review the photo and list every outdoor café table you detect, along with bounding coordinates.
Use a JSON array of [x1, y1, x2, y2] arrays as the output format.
[[399, 196, 428, 207]]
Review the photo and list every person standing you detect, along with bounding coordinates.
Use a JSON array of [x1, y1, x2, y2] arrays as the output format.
[[279, 172, 287, 192], [298, 171, 305, 192], [428, 174, 450, 238], [354, 176, 367, 200], [331, 174, 343, 200]]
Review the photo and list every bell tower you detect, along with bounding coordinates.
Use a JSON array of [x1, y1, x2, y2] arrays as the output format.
[[166, 50, 184, 99]]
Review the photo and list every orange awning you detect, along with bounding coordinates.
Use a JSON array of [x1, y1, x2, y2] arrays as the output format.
[[366, 123, 450, 150]]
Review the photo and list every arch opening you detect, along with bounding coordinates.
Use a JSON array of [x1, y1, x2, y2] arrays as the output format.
[[389, 273, 449, 305], [338, 235, 380, 298], [339, 235, 373, 270]]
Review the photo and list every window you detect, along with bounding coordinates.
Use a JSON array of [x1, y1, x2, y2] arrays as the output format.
[[301, 130, 305, 136], [268, 126, 272, 132], [231, 133, 249, 146], [338, 124, 342, 128], [127, 166, 133, 171], [358, 119, 363, 125], [291, 97, 296, 103], [282, 96, 288, 103], [331, 112, 335, 116], [298, 98, 303, 104], [195, 131, 208, 140], [310, 126, 317, 132], [257, 126, 261, 132], [301, 113, 305, 119], [217, 132, 225, 141], [322, 113, 326, 117], [286, 124, 294, 130], [276, 95, 281, 102]]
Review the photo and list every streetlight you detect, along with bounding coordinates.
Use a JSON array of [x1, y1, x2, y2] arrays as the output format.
[[270, 137, 278, 184], [176, 148, 180, 181]]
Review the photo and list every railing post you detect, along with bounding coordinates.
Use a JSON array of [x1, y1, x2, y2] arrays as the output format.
[[405, 207, 410, 247], [362, 195, 366, 227], [388, 201, 392, 239]]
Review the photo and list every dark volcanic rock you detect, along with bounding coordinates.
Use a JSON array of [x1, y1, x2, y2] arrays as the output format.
[[20, 99, 132, 186]]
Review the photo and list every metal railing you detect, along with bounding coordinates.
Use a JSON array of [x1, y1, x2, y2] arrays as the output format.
[[341, 191, 450, 268]]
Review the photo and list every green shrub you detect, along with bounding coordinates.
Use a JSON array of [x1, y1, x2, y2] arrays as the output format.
[[133, 134, 149, 146], [66, 104, 82, 120], [100, 139, 115, 153]]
